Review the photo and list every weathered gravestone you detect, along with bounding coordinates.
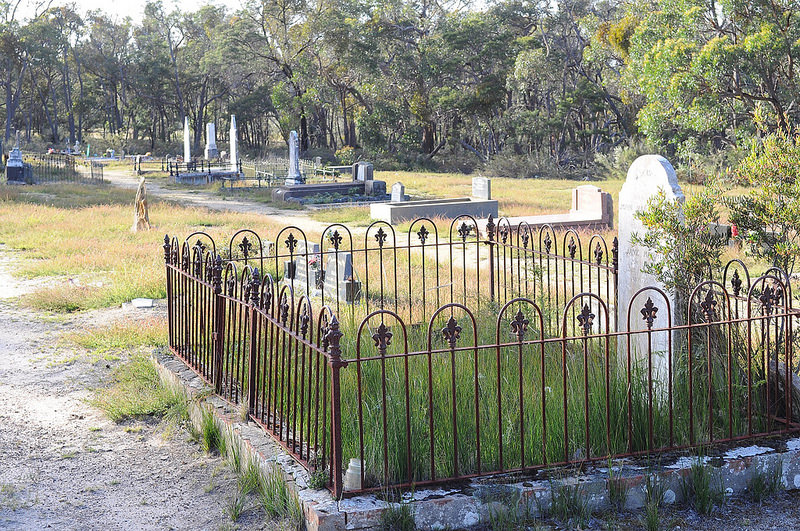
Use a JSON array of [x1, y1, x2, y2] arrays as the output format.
[[285, 131, 304, 185], [286, 242, 323, 296], [472, 177, 491, 200], [391, 182, 406, 202], [355, 162, 373, 182], [618, 155, 684, 381], [365, 179, 386, 196], [323, 252, 361, 303]]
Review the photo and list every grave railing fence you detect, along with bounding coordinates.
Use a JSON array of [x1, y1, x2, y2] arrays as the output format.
[[164, 220, 800, 499]]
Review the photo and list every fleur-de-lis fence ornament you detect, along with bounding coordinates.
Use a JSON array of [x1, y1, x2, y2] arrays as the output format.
[[521, 231, 530, 249], [372, 322, 393, 354], [486, 215, 496, 242], [329, 230, 342, 251], [417, 225, 429, 245], [458, 222, 471, 242], [594, 242, 604, 265], [442, 315, 462, 348], [280, 294, 290, 325], [499, 225, 509, 244], [543, 232, 552, 254], [641, 297, 658, 329], [238, 237, 252, 260], [320, 321, 330, 351], [567, 237, 577, 259], [299, 306, 311, 338], [226, 275, 236, 297], [510, 309, 529, 341], [700, 290, 718, 323], [577, 304, 595, 336], [194, 239, 207, 254], [759, 285, 783, 316], [285, 233, 298, 255], [375, 227, 387, 248], [730, 270, 742, 297]]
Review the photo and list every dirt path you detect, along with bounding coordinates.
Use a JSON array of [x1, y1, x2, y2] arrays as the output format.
[[0, 253, 268, 530], [103, 169, 332, 236]]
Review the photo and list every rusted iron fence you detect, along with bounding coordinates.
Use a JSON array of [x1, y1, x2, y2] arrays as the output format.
[[164, 218, 799, 498], [23, 154, 104, 183]]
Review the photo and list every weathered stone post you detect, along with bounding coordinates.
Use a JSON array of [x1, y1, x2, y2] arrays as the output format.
[[183, 117, 191, 162], [617, 155, 684, 380]]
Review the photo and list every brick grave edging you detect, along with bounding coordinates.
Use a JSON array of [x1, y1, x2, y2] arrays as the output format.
[[153, 350, 800, 530]]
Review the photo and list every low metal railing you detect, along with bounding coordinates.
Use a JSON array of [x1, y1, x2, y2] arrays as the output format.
[[164, 221, 799, 498]]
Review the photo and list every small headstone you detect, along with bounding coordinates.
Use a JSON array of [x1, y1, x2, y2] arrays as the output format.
[[356, 162, 373, 182], [323, 252, 361, 303], [290, 242, 322, 295], [365, 179, 385, 196], [391, 182, 406, 202], [5, 132, 26, 182], [472, 177, 491, 200], [204, 122, 218, 159], [315, 156, 322, 166]]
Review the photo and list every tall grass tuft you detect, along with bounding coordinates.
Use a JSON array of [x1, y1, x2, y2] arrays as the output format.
[[682, 458, 724, 515], [199, 408, 226, 455], [92, 354, 187, 423], [748, 460, 783, 503], [257, 466, 304, 528]]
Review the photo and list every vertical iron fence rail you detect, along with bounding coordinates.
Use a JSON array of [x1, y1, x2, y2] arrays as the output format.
[[165, 235, 341, 494]]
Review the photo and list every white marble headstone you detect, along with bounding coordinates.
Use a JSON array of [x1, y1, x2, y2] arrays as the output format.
[[618, 155, 684, 382]]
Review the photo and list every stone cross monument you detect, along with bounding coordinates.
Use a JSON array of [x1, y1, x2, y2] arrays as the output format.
[[285, 130, 304, 185], [204, 122, 218, 160], [183, 117, 191, 162], [229, 114, 238, 172]]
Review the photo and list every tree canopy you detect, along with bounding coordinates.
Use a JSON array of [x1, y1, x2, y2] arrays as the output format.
[[2, 0, 800, 174]]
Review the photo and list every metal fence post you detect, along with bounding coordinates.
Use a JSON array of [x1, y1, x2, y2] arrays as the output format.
[[212, 255, 225, 394], [326, 316, 345, 498], [486, 215, 496, 303], [247, 268, 261, 415], [163, 236, 173, 350]]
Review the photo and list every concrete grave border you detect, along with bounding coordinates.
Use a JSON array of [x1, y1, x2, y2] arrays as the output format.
[[155, 350, 800, 530]]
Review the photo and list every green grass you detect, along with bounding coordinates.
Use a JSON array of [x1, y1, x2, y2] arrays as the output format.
[[642, 472, 666, 531], [748, 460, 782, 503], [199, 408, 226, 455], [682, 458, 725, 515], [309, 206, 371, 226], [0, 182, 292, 312], [257, 466, 304, 526], [379, 502, 416, 530], [65, 318, 167, 353], [91, 354, 188, 423]]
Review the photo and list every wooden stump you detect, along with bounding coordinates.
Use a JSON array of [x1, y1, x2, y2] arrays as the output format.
[[132, 177, 151, 232]]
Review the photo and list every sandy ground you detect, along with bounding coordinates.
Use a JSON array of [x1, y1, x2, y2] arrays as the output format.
[[0, 252, 269, 530]]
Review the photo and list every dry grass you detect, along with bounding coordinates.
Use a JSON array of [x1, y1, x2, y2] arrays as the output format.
[[0, 182, 290, 311]]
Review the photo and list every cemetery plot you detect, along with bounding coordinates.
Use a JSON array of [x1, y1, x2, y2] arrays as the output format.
[[164, 212, 800, 498]]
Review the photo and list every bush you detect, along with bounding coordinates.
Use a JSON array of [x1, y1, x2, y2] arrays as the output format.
[[727, 129, 800, 276]]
